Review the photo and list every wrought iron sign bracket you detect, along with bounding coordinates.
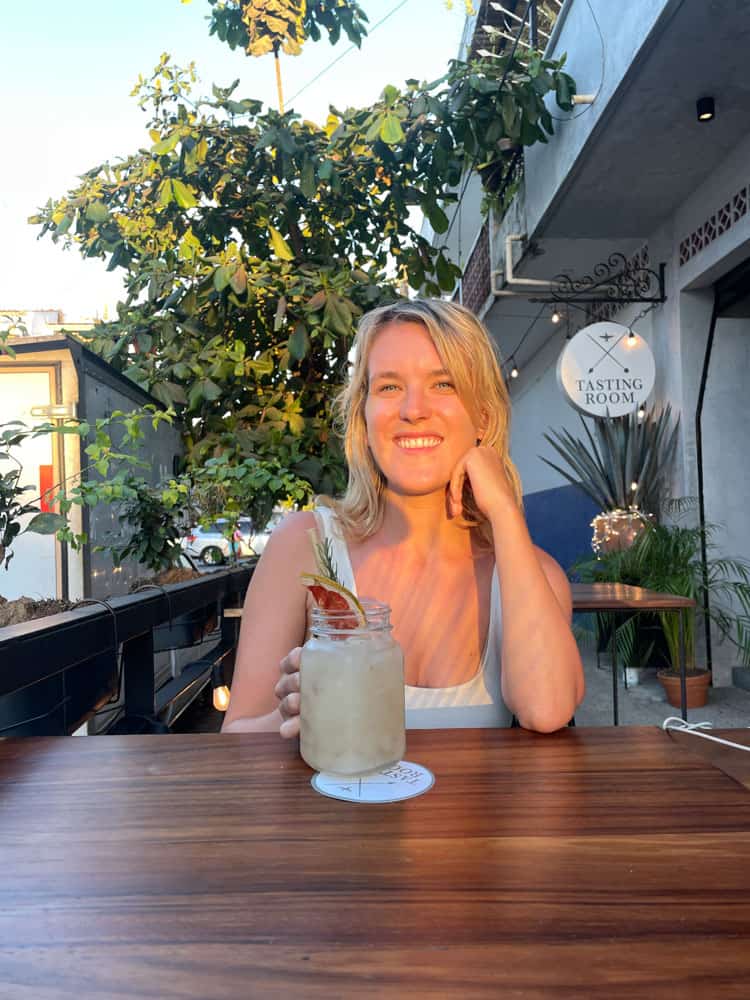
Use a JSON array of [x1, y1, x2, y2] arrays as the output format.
[[547, 255, 666, 306], [491, 237, 667, 305]]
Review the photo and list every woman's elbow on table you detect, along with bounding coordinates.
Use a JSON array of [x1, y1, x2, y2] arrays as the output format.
[[515, 688, 583, 733]]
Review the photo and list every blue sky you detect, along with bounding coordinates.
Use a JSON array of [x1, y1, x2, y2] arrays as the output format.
[[1, 1, 466, 319]]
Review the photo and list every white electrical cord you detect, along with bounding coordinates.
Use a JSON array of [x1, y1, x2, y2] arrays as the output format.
[[662, 716, 750, 753]]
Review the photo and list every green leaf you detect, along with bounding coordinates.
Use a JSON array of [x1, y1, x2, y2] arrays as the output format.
[[556, 73, 575, 111], [288, 322, 310, 361], [380, 113, 405, 145], [287, 412, 305, 436], [157, 179, 174, 207], [268, 226, 294, 261], [85, 201, 109, 223], [25, 512, 67, 535], [151, 381, 187, 407], [300, 158, 316, 199], [171, 179, 198, 208], [55, 214, 74, 235], [365, 115, 384, 143], [188, 377, 222, 409], [323, 294, 353, 336], [436, 254, 455, 292], [425, 202, 449, 234], [501, 93, 519, 138], [246, 358, 274, 377], [213, 264, 234, 291], [152, 131, 181, 155]]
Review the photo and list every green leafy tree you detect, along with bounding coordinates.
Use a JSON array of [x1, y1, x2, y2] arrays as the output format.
[[190, 452, 312, 538], [32, 17, 575, 497]]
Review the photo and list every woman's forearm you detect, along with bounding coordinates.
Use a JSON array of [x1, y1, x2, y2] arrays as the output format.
[[491, 503, 584, 732], [221, 708, 283, 733]]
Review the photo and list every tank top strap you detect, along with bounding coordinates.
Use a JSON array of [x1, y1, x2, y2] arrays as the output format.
[[313, 505, 358, 594]]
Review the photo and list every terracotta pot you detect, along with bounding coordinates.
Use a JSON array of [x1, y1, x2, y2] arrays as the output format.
[[657, 669, 711, 709]]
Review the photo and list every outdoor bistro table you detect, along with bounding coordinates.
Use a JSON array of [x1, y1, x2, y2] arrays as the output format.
[[2, 727, 750, 997], [572, 582, 697, 725]]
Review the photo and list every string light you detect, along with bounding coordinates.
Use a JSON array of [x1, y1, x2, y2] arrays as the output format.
[[551, 308, 562, 324], [510, 359, 519, 378], [628, 329, 637, 344], [637, 405, 646, 420], [212, 664, 231, 712], [213, 684, 231, 712], [591, 509, 654, 555]]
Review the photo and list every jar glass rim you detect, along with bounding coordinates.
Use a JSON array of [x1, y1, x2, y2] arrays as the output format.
[[310, 597, 392, 635]]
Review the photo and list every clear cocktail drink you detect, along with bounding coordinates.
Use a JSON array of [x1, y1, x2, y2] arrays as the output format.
[[300, 600, 405, 776]]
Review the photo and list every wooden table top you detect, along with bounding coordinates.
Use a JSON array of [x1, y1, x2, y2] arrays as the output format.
[[571, 581, 697, 612], [2, 727, 750, 998]]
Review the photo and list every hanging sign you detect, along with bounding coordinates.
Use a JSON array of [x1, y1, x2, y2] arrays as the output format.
[[556, 322, 655, 417]]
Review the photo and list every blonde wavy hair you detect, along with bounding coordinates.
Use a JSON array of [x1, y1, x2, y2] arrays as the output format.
[[323, 298, 523, 548]]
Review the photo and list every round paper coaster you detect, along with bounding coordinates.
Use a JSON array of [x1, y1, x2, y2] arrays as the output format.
[[311, 760, 435, 803]]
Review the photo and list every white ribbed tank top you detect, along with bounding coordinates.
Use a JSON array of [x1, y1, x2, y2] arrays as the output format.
[[313, 506, 512, 729]]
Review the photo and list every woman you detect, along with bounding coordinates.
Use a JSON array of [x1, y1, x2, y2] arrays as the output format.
[[222, 299, 584, 735]]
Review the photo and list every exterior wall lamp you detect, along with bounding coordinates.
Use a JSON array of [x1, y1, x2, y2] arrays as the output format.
[[696, 97, 715, 122]]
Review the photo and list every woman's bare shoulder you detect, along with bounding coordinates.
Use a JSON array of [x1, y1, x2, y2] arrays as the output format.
[[262, 509, 318, 563], [272, 508, 317, 539]]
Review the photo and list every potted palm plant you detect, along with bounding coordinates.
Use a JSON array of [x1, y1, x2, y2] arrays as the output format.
[[574, 500, 750, 707], [541, 405, 679, 552]]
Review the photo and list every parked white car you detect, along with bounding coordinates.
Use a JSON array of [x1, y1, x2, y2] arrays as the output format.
[[180, 510, 288, 565], [180, 519, 256, 565]]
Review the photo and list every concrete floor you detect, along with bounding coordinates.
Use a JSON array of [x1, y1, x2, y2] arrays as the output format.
[[575, 650, 750, 728]]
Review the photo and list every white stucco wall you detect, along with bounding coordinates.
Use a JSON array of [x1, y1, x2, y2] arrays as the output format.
[[507, 325, 584, 495], [525, 0, 675, 237]]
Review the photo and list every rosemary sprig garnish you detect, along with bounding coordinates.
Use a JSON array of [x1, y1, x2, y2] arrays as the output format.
[[307, 527, 342, 585]]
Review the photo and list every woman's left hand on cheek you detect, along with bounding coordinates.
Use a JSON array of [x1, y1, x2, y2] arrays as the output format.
[[448, 446, 516, 519]]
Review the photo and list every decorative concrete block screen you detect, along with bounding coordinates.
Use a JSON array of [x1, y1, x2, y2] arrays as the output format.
[[461, 222, 491, 315]]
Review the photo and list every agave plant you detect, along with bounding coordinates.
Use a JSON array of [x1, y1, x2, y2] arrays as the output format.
[[540, 405, 680, 518]]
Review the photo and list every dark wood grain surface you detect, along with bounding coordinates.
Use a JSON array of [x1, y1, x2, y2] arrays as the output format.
[[2, 727, 750, 999], [571, 582, 697, 611]]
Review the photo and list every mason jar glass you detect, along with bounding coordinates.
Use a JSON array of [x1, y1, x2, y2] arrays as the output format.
[[299, 600, 405, 776]]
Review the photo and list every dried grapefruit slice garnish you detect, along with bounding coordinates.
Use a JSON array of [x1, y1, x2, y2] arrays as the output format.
[[300, 573, 367, 629]]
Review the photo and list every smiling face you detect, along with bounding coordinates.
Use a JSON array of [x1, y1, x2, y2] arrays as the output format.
[[364, 321, 482, 498]]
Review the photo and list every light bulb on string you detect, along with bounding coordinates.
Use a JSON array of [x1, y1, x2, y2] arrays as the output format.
[[551, 308, 561, 325], [510, 359, 519, 379], [211, 664, 231, 712], [213, 685, 231, 711], [628, 329, 637, 344]]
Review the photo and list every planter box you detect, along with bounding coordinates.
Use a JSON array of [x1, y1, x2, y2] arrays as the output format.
[[0, 566, 252, 736]]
